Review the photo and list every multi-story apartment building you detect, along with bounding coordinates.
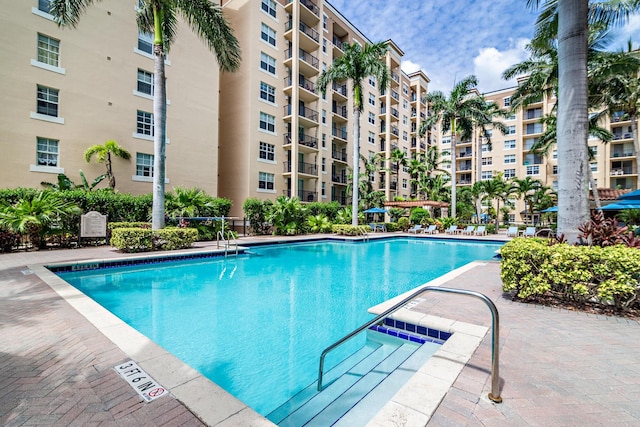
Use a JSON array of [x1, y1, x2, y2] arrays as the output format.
[[217, 0, 429, 216], [1, 0, 222, 196]]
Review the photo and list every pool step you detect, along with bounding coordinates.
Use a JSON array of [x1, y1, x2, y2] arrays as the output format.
[[271, 331, 423, 427]]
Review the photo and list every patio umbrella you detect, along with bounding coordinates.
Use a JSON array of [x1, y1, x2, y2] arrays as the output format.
[[541, 206, 557, 213], [363, 207, 388, 214], [600, 200, 640, 210], [617, 189, 640, 200]]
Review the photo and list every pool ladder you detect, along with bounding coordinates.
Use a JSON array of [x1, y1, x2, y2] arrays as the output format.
[[216, 231, 238, 257], [317, 286, 502, 403]]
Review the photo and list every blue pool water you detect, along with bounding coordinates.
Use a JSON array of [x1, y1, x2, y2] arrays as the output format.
[[57, 238, 501, 415]]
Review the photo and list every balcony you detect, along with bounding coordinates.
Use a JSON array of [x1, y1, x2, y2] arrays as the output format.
[[391, 72, 400, 85], [613, 133, 632, 140], [390, 107, 399, 118], [458, 151, 473, 158], [390, 89, 400, 103], [611, 151, 634, 158], [390, 182, 397, 190], [285, 48, 319, 75], [390, 126, 399, 137], [611, 168, 636, 175], [332, 174, 348, 184], [284, 161, 318, 176], [283, 189, 318, 202], [332, 104, 348, 120], [331, 150, 348, 162], [332, 36, 345, 52], [283, 132, 318, 150], [284, 104, 318, 123], [332, 82, 347, 99], [332, 126, 347, 140]]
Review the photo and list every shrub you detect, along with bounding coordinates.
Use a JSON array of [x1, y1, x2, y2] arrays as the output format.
[[0, 226, 20, 252], [485, 223, 496, 234], [108, 222, 151, 229], [501, 238, 640, 309], [110, 227, 198, 252], [397, 217, 410, 231], [409, 207, 431, 225], [307, 214, 333, 233], [243, 198, 272, 235], [332, 225, 370, 236]]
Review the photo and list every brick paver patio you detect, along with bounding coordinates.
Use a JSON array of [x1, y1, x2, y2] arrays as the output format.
[[1, 234, 639, 426]]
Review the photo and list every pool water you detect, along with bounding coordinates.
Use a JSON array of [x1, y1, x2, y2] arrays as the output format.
[[57, 238, 501, 415]]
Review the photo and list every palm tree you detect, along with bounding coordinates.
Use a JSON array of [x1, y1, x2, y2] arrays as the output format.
[[388, 148, 408, 198], [317, 42, 390, 226], [526, 0, 640, 241], [419, 75, 489, 218], [83, 140, 131, 190], [474, 100, 508, 184], [407, 153, 427, 198], [358, 154, 385, 210], [513, 176, 543, 225], [51, 0, 241, 230]]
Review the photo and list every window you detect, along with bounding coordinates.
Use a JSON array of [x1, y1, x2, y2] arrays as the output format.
[[259, 142, 275, 161], [261, 23, 276, 46], [552, 180, 558, 191], [524, 138, 539, 150], [369, 76, 375, 87], [261, 0, 276, 17], [368, 112, 375, 125], [506, 125, 516, 135], [36, 137, 58, 166], [321, 157, 326, 172], [259, 112, 275, 132], [402, 83, 409, 95], [481, 171, 493, 180], [137, 69, 153, 95], [402, 115, 408, 125], [138, 31, 153, 54], [403, 99, 408, 109], [367, 131, 374, 144], [504, 139, 516, 150], [322, 38, 327, 53], [260, 52, 276, 74], [37, 85, 59, 117], [505, 113, 516, 121], [590, 162, 598, 172], [136, 153, 154, 177], [37, 34, 60, 67], [484, 129, 493, 138], [402, 179, 408, 189], [402, 131, 408, 141], [552, 149, 557, 159], [260, 81, 276, 103], [369, 93, 375, 106], [553, 165, 558, 174], [504, 154, 516, 164], [323, 14, 327, 30], [526, 123, 543, 134], [525, 153, 543, 165], [482, 157, 492, 166], [589, 145, 598, 156], [482, 144, 489, 152], [504, 168, 516, 178], [526, 165, 540, 175], [136, 110, 153, 136], [258, 172, 275, 190], [503, 96, 511, 107], [322, 133, 326, 148], [322, 109, 326, 124], [38, 0, 52, 13]]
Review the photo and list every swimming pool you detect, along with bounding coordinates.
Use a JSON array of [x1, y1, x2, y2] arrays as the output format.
[[56, 238, 501, 416]]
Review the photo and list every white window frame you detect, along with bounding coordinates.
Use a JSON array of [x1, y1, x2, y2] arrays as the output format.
[[137, 31, 153, 55], [260, 52, 276, 75], [368, 131, 375, 144], [368, 93, 375, 106], [482, 157, 492, 166], [259, 141, 275, 162], [36, 33, 60, 68], [136, 110, 154, 137], [259, 81, 276, 103], [526, 165, 540, 176], [33, 137, 60, 170], [36, 85, 59, 117], [368, 112, 375, 125], [503, 96, 511, 107], [259, 112, 276, 133], [481, 171, 493, 180], [135, 153, 153, 177], [504, 154, 516, 164], [506, 125, 516, 135], [136, 69, 153, 96], [261, 23, 276, 47], [504, 139, 516, 150], [261, 0, 276, 18], [258, 171, 275, 192], [504, 168, 516, 178]]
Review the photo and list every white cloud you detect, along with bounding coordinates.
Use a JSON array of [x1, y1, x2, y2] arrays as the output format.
[[401, 60, 421, 75], [611, 15, 640, 50], [473, 38, 530, 93]]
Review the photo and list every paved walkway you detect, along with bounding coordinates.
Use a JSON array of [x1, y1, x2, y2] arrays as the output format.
[[1, 234, 639, 426]]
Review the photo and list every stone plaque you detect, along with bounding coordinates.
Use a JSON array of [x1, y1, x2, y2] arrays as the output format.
[[81, 211, 107, 238]]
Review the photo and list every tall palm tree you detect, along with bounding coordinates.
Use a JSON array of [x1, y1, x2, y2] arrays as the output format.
[[419, 75, 489, 218], [513, 176, 543, 225], [317, 42, 390, 226], [407, 153, 428, 198], [358, 153, 385, 210], [84, 140, 130, 190], [526, 0, 640, 241], [51, 0, 241, 229], [388, 148, 408, 197], [474, 100, 508, 184]]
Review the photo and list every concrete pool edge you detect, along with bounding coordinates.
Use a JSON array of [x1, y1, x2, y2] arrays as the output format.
[[29, 259, 490, 427]]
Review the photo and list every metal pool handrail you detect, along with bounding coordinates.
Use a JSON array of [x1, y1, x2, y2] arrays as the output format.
[[317, 286, 503, 403]]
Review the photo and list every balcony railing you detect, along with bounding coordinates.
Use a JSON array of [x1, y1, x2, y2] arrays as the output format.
[[380, 142, 386, 151], [284, 188, 318, 202], [284, 132, 318, 149], [458, 151, 473, 158], [332, 105, 348, 119], [611, 151, 634, 157], [332, 174, 348, 184], [391, 126, 399, 137], [284, 76, 317, 93], [284, 104, 318, 122], [391, 90, 400, 101], [391, 107, 399, 118], [332, 36, 344, 51], [332, 150, 348, 162], [285, 48, 319, 69], [284, 161, 318, 176], [391, 72, 400, 83], [332, 82, 347, 97], [332, 195, 347, 205], [611, 167, 636, 175], [613, 133, 632, 140], [299, 21, 319, 42], [332, 126, 347, 140]]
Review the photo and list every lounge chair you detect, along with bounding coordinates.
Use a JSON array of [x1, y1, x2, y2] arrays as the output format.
[[475, 226, 487, 236], [506, 226, 519, 237], [445, 225, 459, 234], [461, 225, 476, 235], [424, 224, 437, 234], [523, 226, 536, 237], [407, 224, 424, 234]]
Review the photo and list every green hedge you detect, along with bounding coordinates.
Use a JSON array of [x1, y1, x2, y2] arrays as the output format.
[[332, 225, 371, 236], [108, 222, 151, 230], [110, 227, 198, 252], [500, 238, 640, 309]]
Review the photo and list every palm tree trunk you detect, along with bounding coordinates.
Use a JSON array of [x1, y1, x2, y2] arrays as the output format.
[[556, 0, 589, 242], [588, 167, 601, 210], [105, 152, 115, 189], [152, 9, 167, 230], [631, 113, 640, 188], [352, 109, 361, 226], [450, 125, 457, 218]]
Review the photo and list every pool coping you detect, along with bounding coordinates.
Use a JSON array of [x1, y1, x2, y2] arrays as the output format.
[[30, 250, 490, 426]]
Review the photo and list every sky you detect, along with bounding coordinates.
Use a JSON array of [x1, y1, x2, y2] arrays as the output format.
[[327, 0, 640, 94]]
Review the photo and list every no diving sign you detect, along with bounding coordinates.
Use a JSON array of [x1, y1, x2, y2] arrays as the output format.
[[114, 360, 168, 402]]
